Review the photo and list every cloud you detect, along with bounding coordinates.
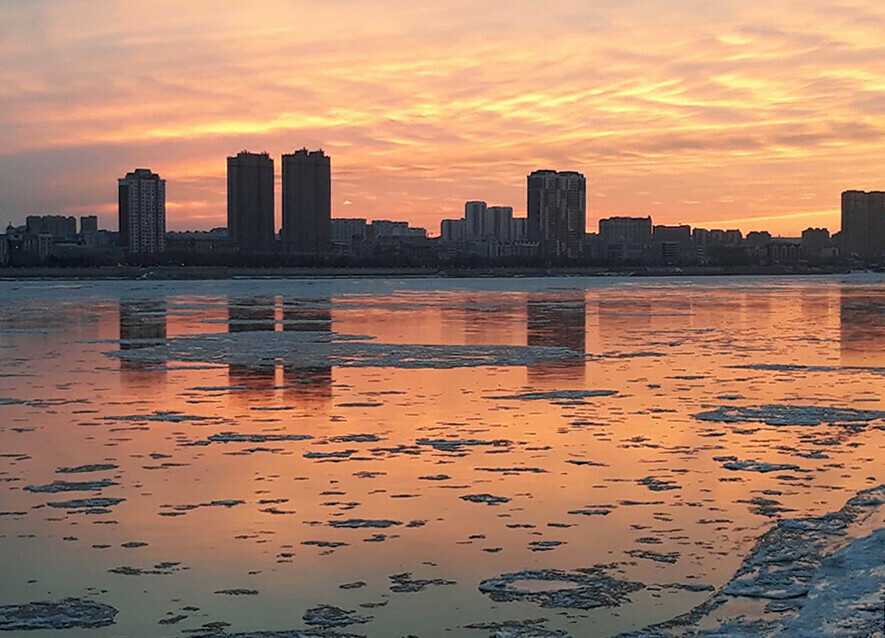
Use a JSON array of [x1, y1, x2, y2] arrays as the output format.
[[0, 0, 883, 235]]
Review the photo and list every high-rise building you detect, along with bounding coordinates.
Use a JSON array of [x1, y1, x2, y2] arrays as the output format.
[[80, 215, 98, 234], [440, 219, 465, 242], [842, 190, 885, 257], [118, 169, 166, 254], [464, 201, 487, 240], [527, 170, 586, 258], [227, 151, 274, 254], [282, 149, 331, 254], [487, 206, 514, 242]]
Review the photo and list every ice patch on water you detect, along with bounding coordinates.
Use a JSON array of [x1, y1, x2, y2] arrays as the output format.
[[0, 598, 118, 630], [106, 330, 582, 370], [713, 457, 805, 474], [479, 567, 644, 610], [618, 484, 885, 637], [461, 494, 511, 505], [389, 572, 456, 593], [486, 390, 617, 401], [26, 479, 116, 493], [328, 519, 401, 529], [46, 497, 125, 510], [56, 464, 118, 474], [694, 404, 885, 427], [302, 604, 372, 628]]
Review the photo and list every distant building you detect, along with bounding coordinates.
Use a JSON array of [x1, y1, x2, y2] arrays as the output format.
[[724, 229, 743, 244], [801, 227, 833, 259], [745, 231, 772, 247], [692, 228, 711, 247], [487, 206, 514, 242], [331, 218, 368, 244], [0, 233, 8, 266], [165, 229, 235, 255], [652, 224, 692, 265], [80, 215, 98, 234], [511, 217, 527, 241], [527, 170, 586, 259], [464, 201, 487, 240], [440, 219, 465, 242], [368, 220, 409, 239], [599, 216, 651, 261], [118, 169, 166, 254], [26, 215, 76, 239], [227, 151, 275, 254], [282, 149, 331, 254], [653, 224, 691, 246], [841, 190, 885, 257]]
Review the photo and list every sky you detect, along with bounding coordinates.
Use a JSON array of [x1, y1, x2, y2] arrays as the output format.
[[2, 1, 885, 236]]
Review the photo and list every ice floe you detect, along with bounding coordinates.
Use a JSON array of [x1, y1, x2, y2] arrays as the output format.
[[0, 598, 118, 630]]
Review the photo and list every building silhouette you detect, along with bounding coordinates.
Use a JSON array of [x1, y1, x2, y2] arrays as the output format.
[[227, 151, 275, 254], [841, 190, 885, 257], [465, 201, 487, 240], [282, 149, 331, 254], [80, 215, 98, 234], [527, 170, 586, 259], [599, 216, 652, 262], [26, 215, 77, 239], [118, 169, 166, 254]]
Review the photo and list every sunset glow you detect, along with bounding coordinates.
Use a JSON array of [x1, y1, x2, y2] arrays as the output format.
[[3, 1, 885, 234]]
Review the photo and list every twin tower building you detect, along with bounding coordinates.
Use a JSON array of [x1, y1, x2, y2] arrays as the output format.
[[227, 149, 331, 254]]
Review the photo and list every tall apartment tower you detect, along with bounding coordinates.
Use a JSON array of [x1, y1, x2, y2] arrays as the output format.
[[464, 201, 487, 240], [118, 169, 166, 254], [282, 149, 331, 254], [527, 170, 586, 258], [487, 206, 514, 242], [842, 190, 885, 257], [227, 151, 275, 254]]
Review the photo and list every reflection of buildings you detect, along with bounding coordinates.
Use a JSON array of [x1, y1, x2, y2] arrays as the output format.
[[224, 297, 334, 406], [119, 300, 168, 388], [840, 288, 885, 364], [228, 297, 276, 392], [527, 294, 586, 381], [458, 296, 524, 346], [283, 300, 333, 406]]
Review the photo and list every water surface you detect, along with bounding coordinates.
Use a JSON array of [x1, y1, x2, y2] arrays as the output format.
[[0, 275, 883, 636]]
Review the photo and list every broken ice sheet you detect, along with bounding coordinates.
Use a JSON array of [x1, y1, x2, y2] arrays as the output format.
[[0, 598, 118, 630]]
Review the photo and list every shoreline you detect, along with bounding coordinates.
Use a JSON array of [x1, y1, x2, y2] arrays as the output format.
[[0, 265, 860, 281]]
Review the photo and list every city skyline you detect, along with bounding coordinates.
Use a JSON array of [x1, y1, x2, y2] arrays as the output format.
[[3, 2, 885, 235]]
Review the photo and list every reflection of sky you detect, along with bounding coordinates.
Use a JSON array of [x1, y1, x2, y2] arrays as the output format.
[[3, 1, 885, 234]]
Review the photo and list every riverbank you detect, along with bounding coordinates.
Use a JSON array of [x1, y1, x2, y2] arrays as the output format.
[[0, 264, 857, 280]]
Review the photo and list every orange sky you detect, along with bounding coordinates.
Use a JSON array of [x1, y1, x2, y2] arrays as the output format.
[[2, 0, 885, 236]]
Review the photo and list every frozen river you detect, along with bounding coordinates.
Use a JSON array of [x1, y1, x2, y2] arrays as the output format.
[[0, 275, 883, 637]]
